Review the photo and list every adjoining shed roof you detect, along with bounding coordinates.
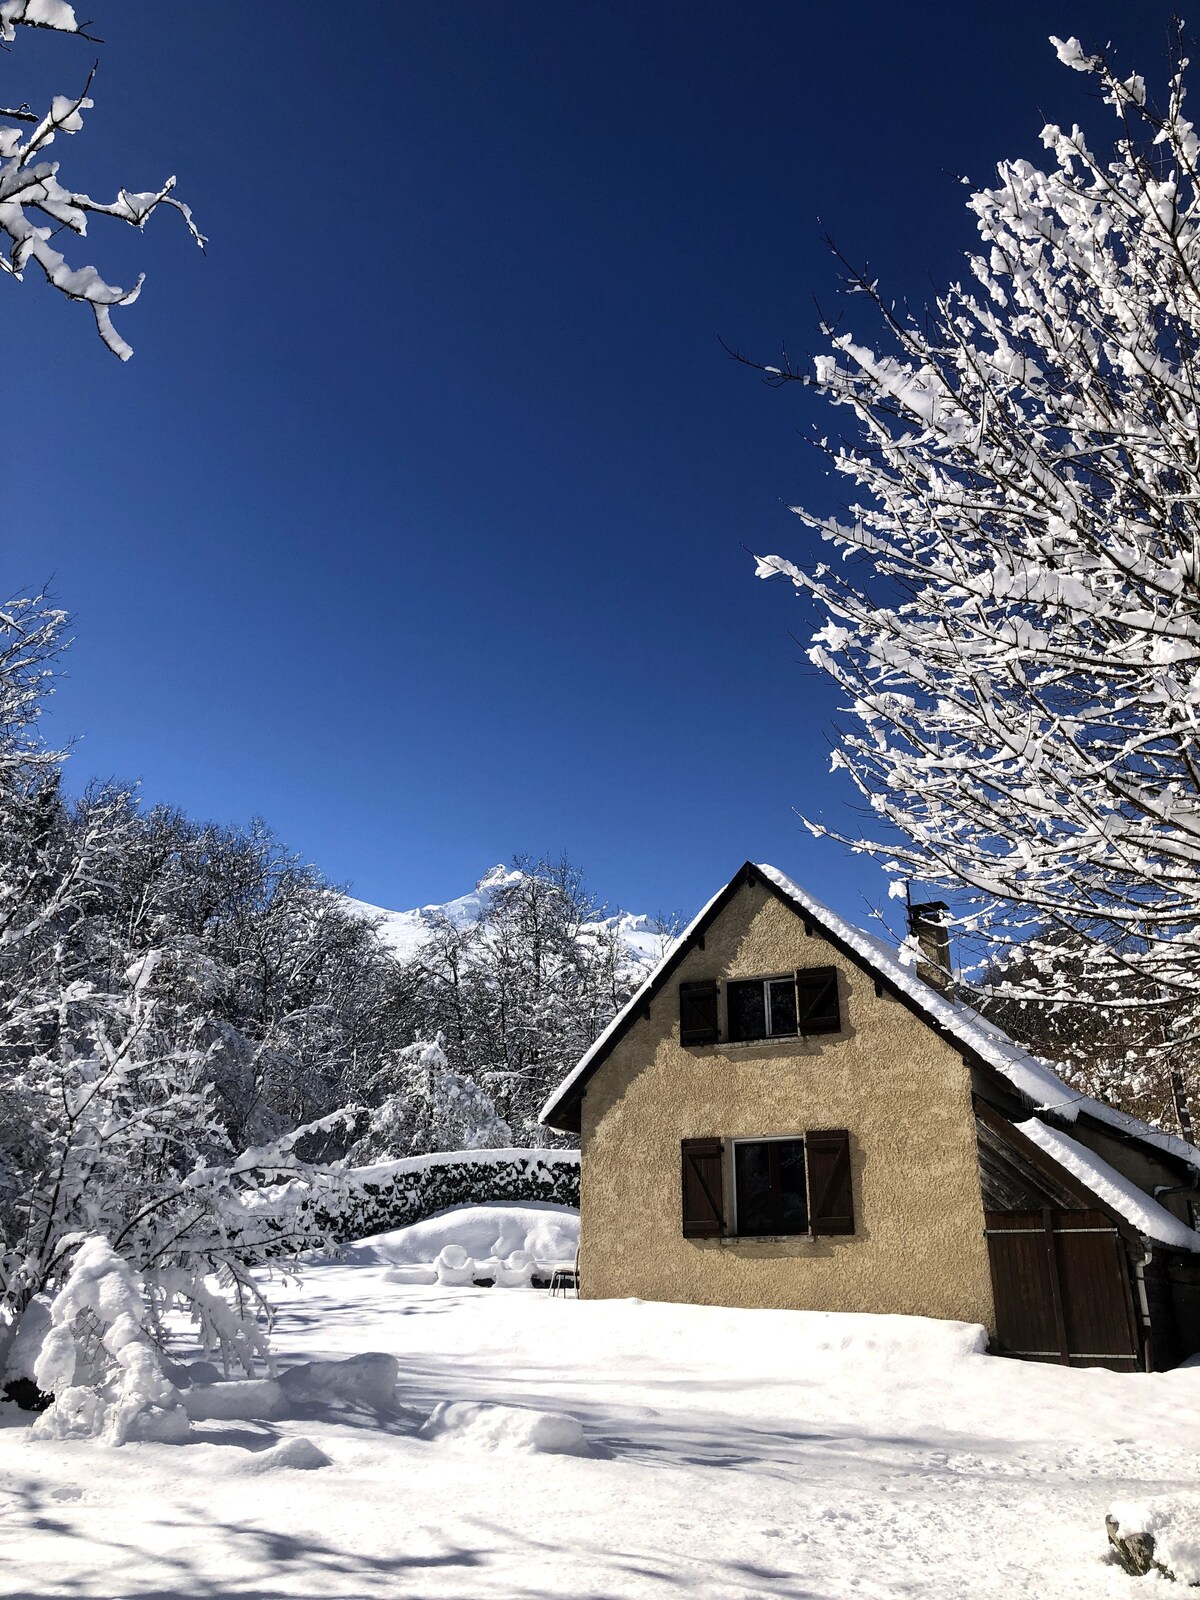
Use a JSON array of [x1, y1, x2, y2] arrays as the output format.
[[1017, 1119, 1200, 1252], [539, 862, 1200, 1181]]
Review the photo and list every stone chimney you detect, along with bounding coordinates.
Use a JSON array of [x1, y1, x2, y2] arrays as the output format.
[[907, 901, 953, 993]]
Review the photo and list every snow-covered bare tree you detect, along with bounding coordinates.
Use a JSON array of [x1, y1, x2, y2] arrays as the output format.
[[79, 800, 414, 1150], [349, 1033, 511, 1162], [752, 35, 1200, 1119], [0, 605, 386, 1401], [409, 857, 642, 1142], [978, 934, 1178, 1129], [1, 940, 350, 1373], [0, 1, 203, 357]]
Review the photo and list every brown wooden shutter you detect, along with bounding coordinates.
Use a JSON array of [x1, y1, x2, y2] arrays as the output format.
[[681, 1138, 725, 1237], [807, 1129, 854, 1234], [796, 967, 840, 1035], [679, 980, 719, 1046]]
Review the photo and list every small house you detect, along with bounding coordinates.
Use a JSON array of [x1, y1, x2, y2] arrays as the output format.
[[539, 862, 1200, 1370]]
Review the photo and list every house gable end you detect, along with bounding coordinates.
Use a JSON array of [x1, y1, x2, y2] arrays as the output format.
[[542, 860, 1006, 1133]]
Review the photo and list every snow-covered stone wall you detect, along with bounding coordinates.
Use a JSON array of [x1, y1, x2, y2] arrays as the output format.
[[329, 1148, 580, 1243]]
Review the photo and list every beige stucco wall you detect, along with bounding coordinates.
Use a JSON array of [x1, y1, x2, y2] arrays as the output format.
[[579, 879, 997, 1330]]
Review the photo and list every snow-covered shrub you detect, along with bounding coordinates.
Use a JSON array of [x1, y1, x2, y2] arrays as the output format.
[[30, 1237, 186, 1446], [1107, 1500, 1200, 1584], [0, 1294, 52, 1407]]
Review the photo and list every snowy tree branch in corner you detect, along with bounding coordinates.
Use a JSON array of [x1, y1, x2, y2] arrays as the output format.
[[750, 32, 1200, 1108], [0, 1, 203, 358]]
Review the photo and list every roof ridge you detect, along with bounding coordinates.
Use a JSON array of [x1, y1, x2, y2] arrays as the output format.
[[539, 861, 1200, 1175]]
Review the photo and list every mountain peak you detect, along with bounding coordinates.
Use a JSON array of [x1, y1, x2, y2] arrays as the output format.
[[344, 867, 665, 972], [476, 863, 522, 891]]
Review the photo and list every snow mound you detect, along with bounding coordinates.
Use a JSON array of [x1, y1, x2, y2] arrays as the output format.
[[241, 1435, 331, 1474], [346, 1202, 579, 1272], [1109, 1498, 1200, 1584], [381, 1264, 437, 1286], [127, 1405, 192, 1444], [182, 1355, 399, 1419], [278, 1352, 398, 1411], [419, 1400, 590, 1457], [182, 1380, 285, 1421]]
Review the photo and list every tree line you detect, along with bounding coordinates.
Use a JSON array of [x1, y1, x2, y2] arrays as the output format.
[[0, 594, 643, 1355]]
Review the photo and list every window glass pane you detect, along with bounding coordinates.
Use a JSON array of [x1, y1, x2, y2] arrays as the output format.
[[734, 1139, 808, 1236], [768, 977, 797, 1036], [777, 1140, 808, 1232], [735, 1142, 775, 1234], [727, 980, 767, 1041]]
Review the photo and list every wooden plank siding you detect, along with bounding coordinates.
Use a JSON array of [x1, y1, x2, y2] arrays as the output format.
[[985, 1210, 1141, 1370], [976, 1116, 1083, 1211]]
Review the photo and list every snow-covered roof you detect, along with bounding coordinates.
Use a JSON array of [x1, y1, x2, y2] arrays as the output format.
[[1018, 1119, 1200, 1252], [540, 861, 1200, 1179], [539, 880, 728, 1128], [757, 865, 1200, 1170]]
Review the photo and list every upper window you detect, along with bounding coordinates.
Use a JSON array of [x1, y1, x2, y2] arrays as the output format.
[[727, 976, 798, 1041], [721, 967, 841, 1043]]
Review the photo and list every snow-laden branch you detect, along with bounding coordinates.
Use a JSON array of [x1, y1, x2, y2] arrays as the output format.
[[753, 34, 1200, 1103], [0, 6, 203, 357]]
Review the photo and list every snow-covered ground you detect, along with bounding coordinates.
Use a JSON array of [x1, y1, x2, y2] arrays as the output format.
[[2, 1239, 1198, 1597]]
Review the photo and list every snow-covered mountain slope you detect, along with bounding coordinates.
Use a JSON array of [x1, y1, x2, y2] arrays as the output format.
[[344, 865, 666, 970]]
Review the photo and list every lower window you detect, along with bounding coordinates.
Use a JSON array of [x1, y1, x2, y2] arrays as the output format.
[[733, 1138, 808, 1236]]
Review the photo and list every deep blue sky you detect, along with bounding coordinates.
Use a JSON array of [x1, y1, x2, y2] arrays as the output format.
[[4, 1, 1185, 930]]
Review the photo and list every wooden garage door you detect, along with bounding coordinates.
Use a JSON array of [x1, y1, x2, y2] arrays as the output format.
[[985, 1209, 1141, 1370]]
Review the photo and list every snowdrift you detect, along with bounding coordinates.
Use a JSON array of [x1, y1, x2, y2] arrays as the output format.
[[419, 1400, 590, 1456], [341, 1201, 579, 1286]]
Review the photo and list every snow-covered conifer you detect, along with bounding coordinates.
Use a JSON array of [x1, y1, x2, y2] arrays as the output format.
[[350, 1033, 512, 1161]]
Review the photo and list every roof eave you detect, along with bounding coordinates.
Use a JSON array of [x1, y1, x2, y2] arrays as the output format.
[[541, 861, 1199, 1179]]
